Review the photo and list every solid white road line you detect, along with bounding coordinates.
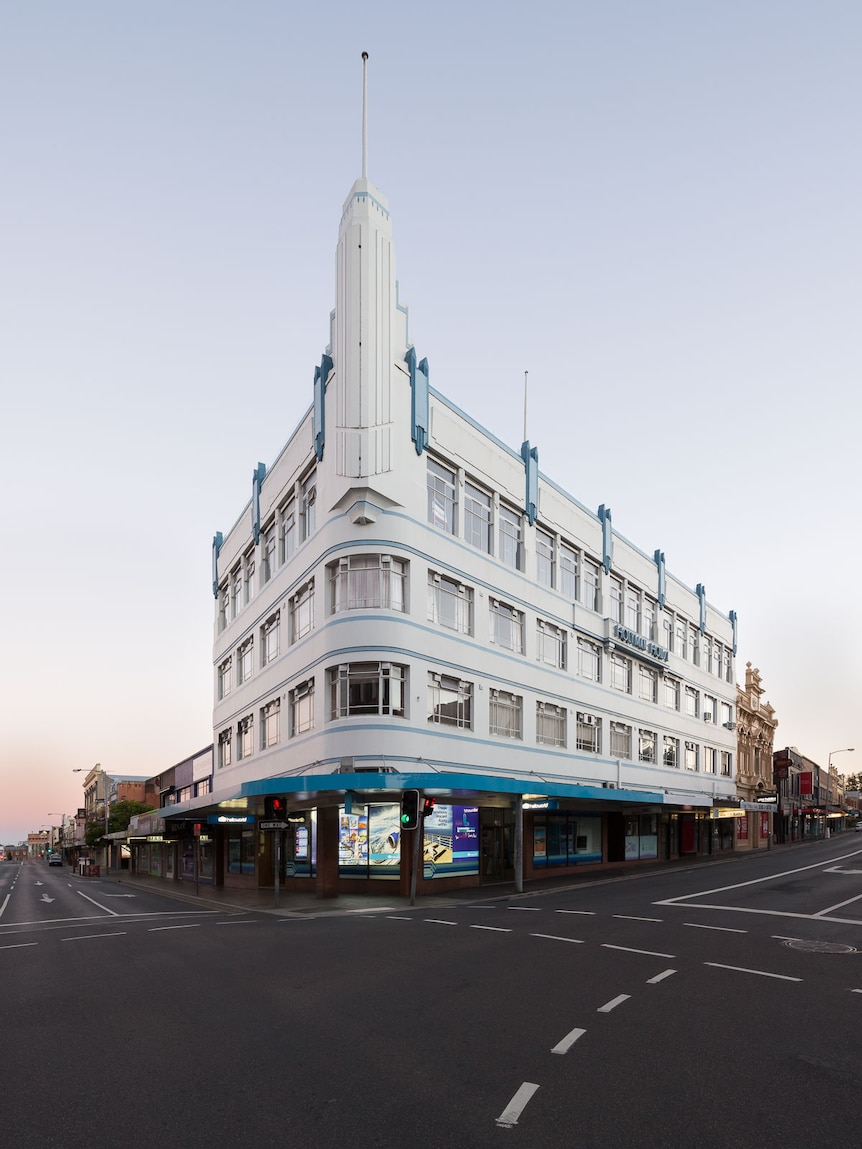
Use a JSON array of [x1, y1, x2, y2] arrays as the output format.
[[613, 915, 662, 922], [602, 943, 676, 958], [555, 909, 595, 915], [0, 894, 9, 920], [772, 935, 804, 941], [551, 1026, 587, 1055], [646, 969, 677, 984], [851, 989, 862, 994], [531, 933, 585, 944], [386, 915, 413, 920], [814, 891, 862, 917], [684, 922, 747, 933], [597, 994, 631, 1013], [76, 891, 120, 916], [496, 1082, 539, 1127], [704, 962, 802, 982], [216, 920, 259, 925], [508, 906, 541, 911], [61, 933, 127, 942], [0, 943, 38, 951], [470, 924, 511, 932], [148, 924, 202, 932], [655, 850, 862, 906], [425, 919, 457, 926]]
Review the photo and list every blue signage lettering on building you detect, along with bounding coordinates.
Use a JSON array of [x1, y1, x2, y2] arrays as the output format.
[[613, 624, 669, 662]]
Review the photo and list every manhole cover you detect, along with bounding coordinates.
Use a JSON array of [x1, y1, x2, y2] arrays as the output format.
[[783, 939, 857, 954]]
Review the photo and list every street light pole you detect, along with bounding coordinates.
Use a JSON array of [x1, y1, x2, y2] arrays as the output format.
[[826, 748, 855, 839]]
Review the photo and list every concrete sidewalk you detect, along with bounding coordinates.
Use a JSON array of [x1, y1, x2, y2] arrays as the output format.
[[88, 835, 828, 918]]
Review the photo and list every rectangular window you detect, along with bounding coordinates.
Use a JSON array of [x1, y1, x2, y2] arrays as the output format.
[[427, 673, 472, 729], [625, 585, 640, 632], [610, 576, 624, 624], [610, 721, 632, 759], [721, 751, 732, 777], [688, 625, 699, 666], [261, 699, 280, 749], [643, 597, 657, 641], [577, 637, 601, 682], [663, 615, 674, 653], [676, 619, 687, 660], [427, 571, 473, 635], [638, 664, 658, 703], [664, 677, 680, 710], [610, 653, 632, 693], [638, 728, 657, 764], [261, 613, 280, 666], [427, 458, 456, 534], [489, 598, 524, 654], [714, 643, 724, 680], [329, 663, 406, 719], [663, 735, 678, 768], [238, 638, 254, 685], [218, 583, 229, 632], [536, 702, 566, 747], [489, 689, 522, 739], [702, 635, 712, 674], [218, 657, 232, 700], [279, 500, 296, 566], [703, 694, 717, 724], [537, 620, 566, 670], [238, 715, 254, 760], [582, 559, 599, 612], [300, 469, 316, 542], [684, 741, 698, 771], [289, 679, 314, 736], [702, 746, 716, 774], [498, 504, 522, 569], [262, 523, 276, 584], [536, 528, 555, 588], [289, 579, 314, 643], [464, 481, 492, 553], [218, 728, 232, 769], [685, 686, 699, 718], [243, 551, 255, 605], [231, 566, 242, 620], [330, 555, 406, 613], [560, 544, 578, 600], [576, 712, 600, 753], [720, 701, 733, 728]]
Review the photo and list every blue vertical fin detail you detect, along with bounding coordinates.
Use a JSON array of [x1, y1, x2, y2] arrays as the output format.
[[252, 462, 266, 545], [521, 440, 539, 526], [313, 353, 333, 462], [696, 583, 707, 634], [729, 609, 738, 655], [655, 550, 666, 610], [405, 346, 430, 455], [211, 532, 223, 598], [598, 505, 613, 574]]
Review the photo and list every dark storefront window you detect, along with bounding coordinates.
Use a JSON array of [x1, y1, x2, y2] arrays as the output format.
[[533, 814, 602, 868], [227, 829, 256, 875]]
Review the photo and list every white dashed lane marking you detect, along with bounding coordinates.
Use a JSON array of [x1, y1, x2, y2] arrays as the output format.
[[496, 1082, 539, 1128], [704, 962, 802, 982], [684, 922, 747, 934], [646, 969, 677, 984], [602, 944, 676, 959], [550, 1026, 587, 1055], [597, 994, 631, 1013], [531, 933, 584, 944]]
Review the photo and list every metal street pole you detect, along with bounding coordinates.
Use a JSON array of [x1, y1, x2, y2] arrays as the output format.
[[827, 748, 855, 839]]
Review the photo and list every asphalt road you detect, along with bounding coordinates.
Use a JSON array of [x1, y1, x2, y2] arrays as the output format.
[[3, 843, 862, 1149]]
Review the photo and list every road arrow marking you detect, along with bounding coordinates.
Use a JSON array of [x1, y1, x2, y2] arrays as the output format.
[[824, 866, 862, 874], [41, 894, 54, 903], [100, 894, 136, 898], [35, 881, 43, 886]]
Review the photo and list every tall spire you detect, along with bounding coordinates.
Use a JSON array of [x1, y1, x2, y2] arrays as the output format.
[[361, 51, 368, 180]]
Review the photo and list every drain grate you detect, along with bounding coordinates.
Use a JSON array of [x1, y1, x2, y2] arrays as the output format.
[[783, 939, 857, 954]]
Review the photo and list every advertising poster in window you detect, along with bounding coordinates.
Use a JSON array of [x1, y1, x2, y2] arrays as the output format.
[[338, 810, 368, 876], [423, 805, 479, 878], [368, 804, 401, 877]]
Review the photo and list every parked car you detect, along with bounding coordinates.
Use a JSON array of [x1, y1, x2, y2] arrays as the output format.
[[855, 822, 862, 833], [48, 854, 63, 866]]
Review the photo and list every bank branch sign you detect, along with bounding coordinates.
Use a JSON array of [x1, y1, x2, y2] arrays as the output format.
[[612, 624, 669, 662]]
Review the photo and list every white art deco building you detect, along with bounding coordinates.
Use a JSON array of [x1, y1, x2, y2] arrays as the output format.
[[197, 80, 739, 897]]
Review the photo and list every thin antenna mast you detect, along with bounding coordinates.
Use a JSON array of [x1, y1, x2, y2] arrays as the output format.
[[361, 51, 369, 179], [523, 371, 529, 442]]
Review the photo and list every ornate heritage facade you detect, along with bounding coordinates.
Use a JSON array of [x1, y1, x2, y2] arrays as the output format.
[[735, 663, 778, 850]]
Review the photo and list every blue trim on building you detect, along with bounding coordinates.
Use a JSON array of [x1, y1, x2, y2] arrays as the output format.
[[251, 462, 266, 546], [729, 609, 738, 655], [405, 346, 429, 455], [521, 440, 539, 526], [598, 504, 613, 575], [313, 353, 332, 463], [696, 583, 707, 635], [654, 550, 666, 609], [211, 532, 223, 598]]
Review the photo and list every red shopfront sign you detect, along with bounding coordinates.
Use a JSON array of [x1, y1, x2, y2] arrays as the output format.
[[760, 812, 769, 839], [737, 815, 749, 840], [799, 771, 813, 795]]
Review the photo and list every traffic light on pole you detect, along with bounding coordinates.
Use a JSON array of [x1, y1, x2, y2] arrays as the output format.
[[265, 796, 287, 820], [422, 798, 435, 818], [400, 790, 420, 830]]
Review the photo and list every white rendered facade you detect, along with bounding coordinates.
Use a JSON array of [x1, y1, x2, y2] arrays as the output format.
[[210, 169, 738, 817]]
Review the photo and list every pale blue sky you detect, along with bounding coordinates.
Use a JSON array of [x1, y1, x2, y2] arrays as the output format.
[[2, 2, 860, 841]]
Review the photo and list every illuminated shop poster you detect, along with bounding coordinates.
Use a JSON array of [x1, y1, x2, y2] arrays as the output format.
[[338, 810, 368, 874], [423, 805, 479, 878], [368, 804, 401, 870]]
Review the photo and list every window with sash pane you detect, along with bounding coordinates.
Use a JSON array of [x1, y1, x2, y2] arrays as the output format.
[[300, 469, 316, 542], [576, 712, 600, 753], [702, 746, 716, 774], [289, 580, 314, 643], [330, 555, 406, 613], [238, 715, 254, 760], [262, 523, 276, 584], [643, 597, 657, 640], [582, 558, 599, 611], [664, 677, 680, 710], [218, 656, 232, 700], [537, 619, 566, 669], [289, 679, 314, 735], [427, 673, 472, 728], [577, 638, 601, 682], [243, 551, 255, 605], [560, 544, 578, 600], [536, 702, 566, 747], [489, 689, 522, 739], [218, 728, 232, 769], [489, 598, 524, 654], [638, 729, 657, 763], [279, 500, 296, 565], [685, 686, 699, 718], [464, 481, 492, 552], [610, 652, 632, 693], [610, 575, 624, 624], [261, 613, 280, 666], [721, 751, 732, 776], [427, 458, 457, 534], [536, 528, 555, 587], [639, 664, 657, 703], [498, 504, 522, 569], [610, 721, 632, 759], [684, 741, 698, 771], [625, 585, 640, 632], [427, 571, 473, 634], [663, 736, 678, 768], [261, 699, 280, 749], [238, 638, 254, 685], [329, 663, 406, 718]]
